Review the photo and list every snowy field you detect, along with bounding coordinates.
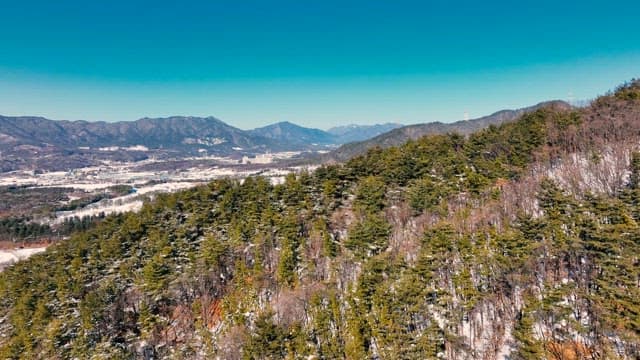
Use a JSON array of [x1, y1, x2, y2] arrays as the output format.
[[0, 158, 317, 268], [56, 166, 311, 219], [0, 151, 305, 189], [0, 152, 317, 270], [0, 247, 47, 271]]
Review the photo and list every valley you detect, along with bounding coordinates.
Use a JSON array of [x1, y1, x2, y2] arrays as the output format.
[[2, 2, 638, 358], [0, 81, 639, 359], [0, 151, 316, 254], [0, 102, 549, 253]]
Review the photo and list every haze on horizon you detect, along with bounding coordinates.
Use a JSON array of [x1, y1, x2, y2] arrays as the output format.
[[1, 0, 639, 130]]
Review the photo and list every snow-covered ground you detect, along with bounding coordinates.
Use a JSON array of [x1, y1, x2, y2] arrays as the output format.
[[47, 166, 316, 222], [0, 152, 310, 190], [52, 181, 199, 223], [0, 247, 47, 271], [0, 153, 317, 270], [0, 159, 318, 224]]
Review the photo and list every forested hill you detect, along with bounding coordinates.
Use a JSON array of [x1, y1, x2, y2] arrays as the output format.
[[328, 100, 572, 161], [1, 81, 640, 359]]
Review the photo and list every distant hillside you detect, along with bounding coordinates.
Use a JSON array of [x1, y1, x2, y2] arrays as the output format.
[[327, 123, 404, 143], [0, 116, 363, 172], [329, 100, 572, 161], [0, 115, 290, 172], [0, 116, 272, 154], [248, 121, 336, 148], [0, 103, 572, 172]]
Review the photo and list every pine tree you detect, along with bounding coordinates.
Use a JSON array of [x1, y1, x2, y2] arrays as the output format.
[[513, 295, 545, 359], [345, 214, 391, 259]]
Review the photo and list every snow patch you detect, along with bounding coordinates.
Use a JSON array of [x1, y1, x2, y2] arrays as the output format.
[[0, 247, 47, 270]]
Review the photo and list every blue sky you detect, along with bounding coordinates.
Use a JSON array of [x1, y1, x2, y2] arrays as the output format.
[[0, 0, 638, 129]]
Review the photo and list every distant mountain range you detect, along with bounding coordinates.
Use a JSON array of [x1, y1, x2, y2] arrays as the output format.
[[326, 100, 572, 161], [249, 121, 336, 147], [0, 115, 268, 152], [0, 101, 571, 172], [248, 121, 404, 148], [327, 123, 404, 143], [0, 115, 402, 172]]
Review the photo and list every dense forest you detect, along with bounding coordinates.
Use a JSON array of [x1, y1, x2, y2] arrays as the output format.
[[0, 81, 639, 359], [0, 215, 105, 244]]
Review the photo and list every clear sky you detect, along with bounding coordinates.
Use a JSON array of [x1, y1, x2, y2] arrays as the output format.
[[0, 0, 639, 129]]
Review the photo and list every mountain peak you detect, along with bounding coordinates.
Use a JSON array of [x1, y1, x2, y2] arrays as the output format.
[[249, 122, 335, 147], [327, 123, 405, 143]]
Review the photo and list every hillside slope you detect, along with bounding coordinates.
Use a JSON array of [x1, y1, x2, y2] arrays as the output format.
[[329, 100, 572, 161], [0, 81, 639, 359]]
